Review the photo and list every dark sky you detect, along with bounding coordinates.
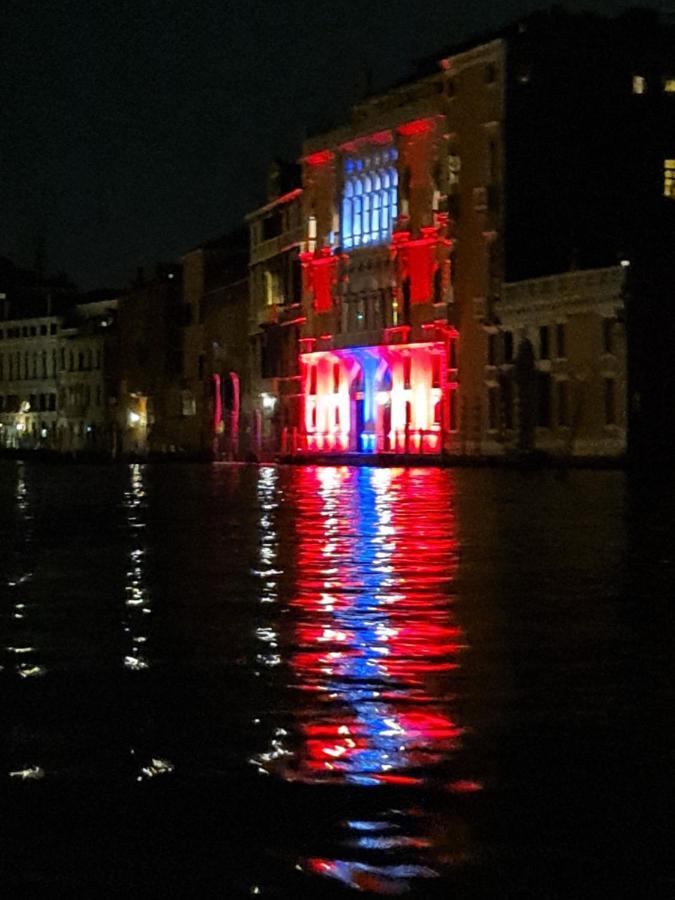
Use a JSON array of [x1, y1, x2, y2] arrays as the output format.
[[1, 0, 658, 289]]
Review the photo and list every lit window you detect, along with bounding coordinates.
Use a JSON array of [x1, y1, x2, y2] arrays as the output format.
[[664, 160, 675, 199], [664, 78, 675, 93], [632, 75, 647, 94], [341, 149, 398, 249], [264, 270, 279, 306]]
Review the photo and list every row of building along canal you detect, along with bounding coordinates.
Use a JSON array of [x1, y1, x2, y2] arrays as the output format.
[[2, 10, 674, 465]]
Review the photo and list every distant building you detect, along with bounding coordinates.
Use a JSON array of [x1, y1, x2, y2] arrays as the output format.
[[246, 161, 304, 458], [0, 310, 61, 449], [0, 275, 118, 453], [57, 297, 118, 453], [202, 265, 249, 460], [0, 258, 110, 452], [497, 266, 627, 457], [179, 231, 248, 458], [116, 265, 183, 456]]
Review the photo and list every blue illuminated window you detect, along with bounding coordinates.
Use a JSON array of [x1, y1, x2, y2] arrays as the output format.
[[341, 149, 398, 250]]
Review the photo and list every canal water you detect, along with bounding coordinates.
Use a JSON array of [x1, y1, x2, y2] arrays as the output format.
[[1, 461, 672, 897]]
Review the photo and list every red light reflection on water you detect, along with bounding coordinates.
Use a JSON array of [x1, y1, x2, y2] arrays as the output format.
[[254, 466, 480, 892]]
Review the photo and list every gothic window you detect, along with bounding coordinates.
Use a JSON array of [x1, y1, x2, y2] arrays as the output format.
[[341, 148, 398, 249]]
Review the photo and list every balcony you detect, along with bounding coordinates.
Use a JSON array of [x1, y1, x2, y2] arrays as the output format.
[[250, 225, 304, 265]]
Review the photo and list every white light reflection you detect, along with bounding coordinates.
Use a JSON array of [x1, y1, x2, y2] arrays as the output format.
[[8, 466, 45, 679], [253, 467, 281, 675], [9, 766, 45, 781], [138, 757, 174, 780], [121, 464, 152, 671]]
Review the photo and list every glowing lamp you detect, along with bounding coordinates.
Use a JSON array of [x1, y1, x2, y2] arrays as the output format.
[[261, 392, 277, 412], [128, 411, 141, 426]]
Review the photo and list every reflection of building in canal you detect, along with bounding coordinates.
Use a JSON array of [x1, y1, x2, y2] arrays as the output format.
[[253, 467, 480, 892]]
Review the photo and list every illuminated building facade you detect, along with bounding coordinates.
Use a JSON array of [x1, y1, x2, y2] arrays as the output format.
[[285, 7, 674, 459], [294, 50, 496, 455]]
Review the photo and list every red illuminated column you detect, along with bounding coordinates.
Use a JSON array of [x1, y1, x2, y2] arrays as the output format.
[[300, 248, 342, 314], [212, 374, 222, 433]]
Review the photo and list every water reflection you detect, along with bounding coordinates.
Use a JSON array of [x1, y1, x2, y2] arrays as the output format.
[[6, 465, 42, 673], [122, 464, 152, 671], [254, 466, 476, 893], [4, 464, 47, 778]]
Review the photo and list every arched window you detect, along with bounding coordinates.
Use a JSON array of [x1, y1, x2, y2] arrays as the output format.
[[389, 167, 399, 223], [372, 188, 381, 237], [341, 150, 398, 248], [362, 190, 371, 244], [342, 180, 354, 249], [353, 195, 362, 245]]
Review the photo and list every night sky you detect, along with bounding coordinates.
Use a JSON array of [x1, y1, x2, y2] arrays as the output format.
[[1, 0, 656, 290]]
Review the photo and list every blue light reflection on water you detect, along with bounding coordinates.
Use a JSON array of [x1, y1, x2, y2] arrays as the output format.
[[252, 466, 474, 893], [2, 461, 668, 897]]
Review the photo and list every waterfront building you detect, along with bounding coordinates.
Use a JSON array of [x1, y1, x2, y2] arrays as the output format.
[[179, 231, 248, 458], [56, 296, 118, 453], [116, 265, 183, 455], [0, 308, 61, 449], [246, 162, 304, 458], [281, 7, 673, 459], [0, 259, 76, 450], [496, 266, 627, 457], [296, 61, 468, 456], [201, 254, 249, 460]]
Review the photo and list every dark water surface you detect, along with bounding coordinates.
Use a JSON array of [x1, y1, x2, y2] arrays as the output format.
[[1, 461, 672, 897]]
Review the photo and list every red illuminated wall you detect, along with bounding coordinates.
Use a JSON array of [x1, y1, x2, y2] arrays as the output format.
[[300, 248, 340, 314], [300, 340, 456, 454]]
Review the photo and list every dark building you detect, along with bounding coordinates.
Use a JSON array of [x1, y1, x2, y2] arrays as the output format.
[[116, 264, 183, 455], [499, 7, 675, 281], [179, 229, 249, 458]]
